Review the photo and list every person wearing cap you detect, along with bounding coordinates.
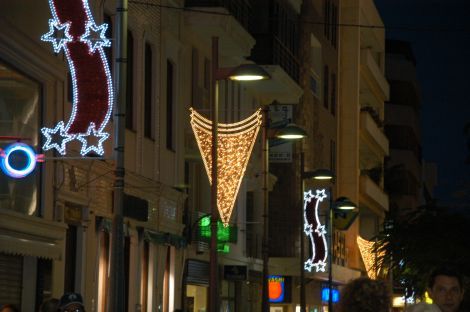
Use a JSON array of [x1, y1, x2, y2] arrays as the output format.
[[58, 292, 86, 312]]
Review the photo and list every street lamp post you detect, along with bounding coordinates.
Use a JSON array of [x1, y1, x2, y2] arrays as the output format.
[[275, 125, 308, 312], [209, 36, 270, 312], [310, 169, 357, 312]]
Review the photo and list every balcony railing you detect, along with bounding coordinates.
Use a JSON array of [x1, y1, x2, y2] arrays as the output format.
[[251, 34, 300, 83], [185, 0, 252, 30]]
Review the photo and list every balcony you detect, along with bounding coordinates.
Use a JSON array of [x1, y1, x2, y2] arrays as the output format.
[[359, 174, 389, 216], [360, 109, 389, 157], [185, 0, 252, 30], [251, 34, 300, 83], [184, 0, 255, 58], [360, 49, 389, 101]]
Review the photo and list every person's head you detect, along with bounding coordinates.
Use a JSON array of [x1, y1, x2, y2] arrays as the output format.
[[58, 292, 85, 312], [39, 298, 60, 312], [0, 304, 19, 312], [427, 266, 464, 312], [338, 277, 391, 312]]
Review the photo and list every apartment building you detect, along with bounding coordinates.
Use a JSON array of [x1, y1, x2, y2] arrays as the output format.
[[0, 1, 187, 311], [339, 0, 390, 274], [384, 40, 423, 214]]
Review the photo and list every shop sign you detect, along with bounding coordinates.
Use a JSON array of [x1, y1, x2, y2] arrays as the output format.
[[223, 265, 247, 281]]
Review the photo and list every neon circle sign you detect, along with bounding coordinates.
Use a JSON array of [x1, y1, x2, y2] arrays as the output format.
[[0, 143, 44, 178]]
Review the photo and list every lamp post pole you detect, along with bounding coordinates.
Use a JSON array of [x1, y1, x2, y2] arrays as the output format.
[[261, 106, 270, 312], [300, 152, 306, 312], [209, 36, 219, 312], [327, 186, 334, 312], [110, 0, 127, 311]]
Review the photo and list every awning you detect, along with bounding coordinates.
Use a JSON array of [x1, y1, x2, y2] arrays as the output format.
[[143, 229, 187, 249], [0, 233, 61, 260]]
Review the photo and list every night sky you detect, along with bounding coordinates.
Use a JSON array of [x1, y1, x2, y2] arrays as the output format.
[[374, 0, 470, 209]]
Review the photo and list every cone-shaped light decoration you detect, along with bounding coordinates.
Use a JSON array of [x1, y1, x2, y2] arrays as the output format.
[[357, 236, 384, 280], [190, 108, 262, 225]]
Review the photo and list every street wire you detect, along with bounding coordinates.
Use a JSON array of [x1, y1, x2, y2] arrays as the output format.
[[128, 0, 470, 33]]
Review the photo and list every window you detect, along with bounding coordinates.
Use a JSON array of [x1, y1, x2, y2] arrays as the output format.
[[331, 73, 337, 115], [324, 0, 330, 39], [97, 231, 110, 312], [331, 4, 338, 48], [330, 139, 336, 173], [125, 30, 134, 130], [64, 224, 77, 292], [0, 60, 41, 216], [144, 43, 154, 139], [166, 60, 175, 150], [140, 241, 150, 312], [323, 65, 329, 109], [163, 246, 175, 312]]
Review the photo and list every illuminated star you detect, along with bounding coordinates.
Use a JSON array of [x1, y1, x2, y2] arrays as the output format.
[[304, 190, 315, 203], [41, 19, 73, 53], [315, 189, 328, 202], [304, 223, 313, 235], [304, 259, 314, 272], [80, 21, 111, 53], [76, 123, 109, 155], [315, 225, 327, 236], [313, 260, 327, 272], [41, 121, 74, 155]]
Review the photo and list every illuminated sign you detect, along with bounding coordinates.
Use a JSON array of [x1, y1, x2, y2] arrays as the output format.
[[321, 288, 339, 303], [303, 189, 328, 272], [41, 0, 113, 156], [268, 275, 285, 303], [0, 143, 44, 178]]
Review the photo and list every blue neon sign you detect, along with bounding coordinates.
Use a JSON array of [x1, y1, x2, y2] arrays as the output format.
[[321, 288, 339, 303], [0, 143, 43, 178]]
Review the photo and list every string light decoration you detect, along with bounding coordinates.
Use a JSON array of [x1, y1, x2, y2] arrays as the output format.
[[41, 0, 113, 156], [357, 236, 384, 279], [190, 108, 262, 226], [303, 189, 329, 272]]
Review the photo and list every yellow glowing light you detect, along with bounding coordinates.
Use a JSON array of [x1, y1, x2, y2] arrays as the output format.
[[357, 236, 384, 280], [190, 108, 262, 226], [424, 291, 433, 304]]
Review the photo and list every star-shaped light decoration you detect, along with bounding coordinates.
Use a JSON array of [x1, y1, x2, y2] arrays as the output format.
[[314, 189, 327, 202], [41, 121, 74, 155], [315, 224, 327, 236], [304, 223, 313, 235], [80, 21, 111, 53], [76, 123, 109, 155], [313, 260, 327, 272], [304, 190, 315, 203], [304, 259, 314, 272], [41, 19, 73, 53]]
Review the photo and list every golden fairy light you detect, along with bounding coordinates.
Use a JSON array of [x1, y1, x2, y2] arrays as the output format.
[[357, 236, 384, 280], [190, 108, 262, 226]]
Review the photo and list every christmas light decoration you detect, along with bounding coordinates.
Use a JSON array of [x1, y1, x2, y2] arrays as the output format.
[[304, 189, 328, 272], [0, 143, 44, 179], [190, 108, 262, 226], [41, 0, 113, 156], [357, 236, 384, 279]]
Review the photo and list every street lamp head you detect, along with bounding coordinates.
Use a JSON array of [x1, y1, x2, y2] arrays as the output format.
[[228, 64, 271, 81], [310, 169, 334, 180], [275, 123, 307, 140], [335, 196, 357, 210]]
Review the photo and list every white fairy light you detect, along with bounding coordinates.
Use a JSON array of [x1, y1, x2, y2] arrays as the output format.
[[80, 21, 111, 53], [76, 122, 110, 155], [190, 108, 262, 226], [303, 188, 329, 272], [41, 19, 73, 53], [41, 0, 113, 156]]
